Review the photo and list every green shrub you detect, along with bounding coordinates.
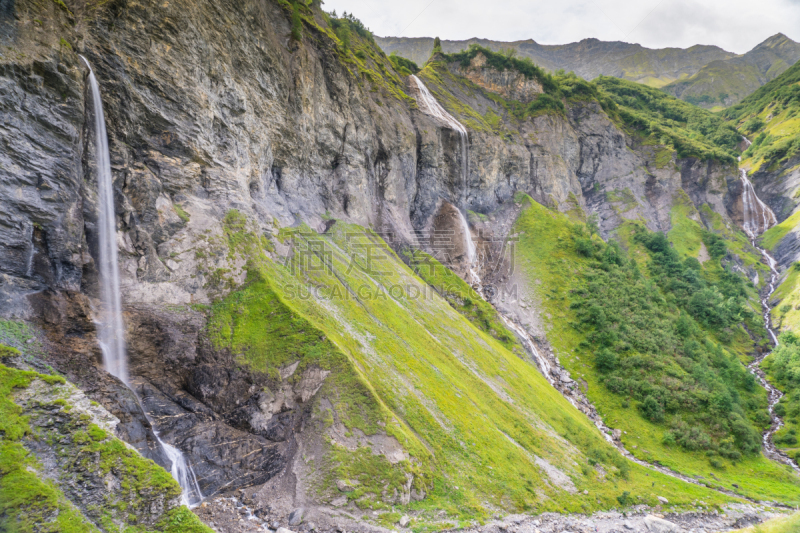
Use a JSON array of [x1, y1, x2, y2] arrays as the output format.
[[527, 93, 565, 116], [290, 1, 303, 41], [640, 396, 665, 422], [595, 347, 617, 373], [389, 53, 419, 76]]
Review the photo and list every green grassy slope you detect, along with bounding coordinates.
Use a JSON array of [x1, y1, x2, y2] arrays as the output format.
[[731, 512, 800, 533], [724, 59, 800, 173], [662, 34, 800, 110], [511, 196, 800, 503], [200, 211, 741, 527], [663, 60, 766, 109]]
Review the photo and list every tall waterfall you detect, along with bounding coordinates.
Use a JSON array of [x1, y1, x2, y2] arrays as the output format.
[[81, 56, 205, 505], [81, 56, 128, 384], [411, 75, 469, 209]]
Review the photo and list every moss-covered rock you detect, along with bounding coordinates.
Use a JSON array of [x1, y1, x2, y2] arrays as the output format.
[[0, 357, 211, 532]]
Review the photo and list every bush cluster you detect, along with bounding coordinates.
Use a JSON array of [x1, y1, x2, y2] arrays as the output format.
[[389, 53, 419, 76], [571, 226, 764, 457]]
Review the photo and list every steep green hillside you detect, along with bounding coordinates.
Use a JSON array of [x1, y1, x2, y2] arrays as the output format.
[[762, 333, 800, 462], [511, 196, 800, 503], [202, 210, 739, 526], [596, 77, 740, 161], [662, 34, 800, 109], [724, 59, 800, 173]]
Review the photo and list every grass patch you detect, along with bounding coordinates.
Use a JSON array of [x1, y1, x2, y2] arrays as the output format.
[[730, 512, 800, 532], [761, 210, 800, 252], [173, 204, 190, 223]]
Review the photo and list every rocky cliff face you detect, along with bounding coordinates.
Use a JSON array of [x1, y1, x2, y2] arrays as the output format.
[[0, 0, 761, 526]]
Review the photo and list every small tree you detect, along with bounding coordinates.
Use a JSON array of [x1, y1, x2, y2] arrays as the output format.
[[595, 347, 617, 373], [433, 36, 442, 53]]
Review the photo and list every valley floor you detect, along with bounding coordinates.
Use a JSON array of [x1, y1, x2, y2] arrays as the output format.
[[192, 493, 786, 533]]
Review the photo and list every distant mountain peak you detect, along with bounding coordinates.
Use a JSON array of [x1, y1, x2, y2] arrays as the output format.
[[756, 32, 796, 49]]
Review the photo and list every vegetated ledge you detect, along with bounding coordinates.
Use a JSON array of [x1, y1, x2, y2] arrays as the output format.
[[0, 347, 211, 533]]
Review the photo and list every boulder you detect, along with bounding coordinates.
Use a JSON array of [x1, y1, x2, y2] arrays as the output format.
[[288, 508, 305, 526], [644, 515, 679, 532]]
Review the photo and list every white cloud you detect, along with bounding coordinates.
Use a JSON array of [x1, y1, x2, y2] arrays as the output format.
[[323, 0, 800, 53]]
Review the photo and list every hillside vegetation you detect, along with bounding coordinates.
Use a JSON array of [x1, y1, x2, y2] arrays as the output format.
[[425, 45, 739, 164], [511, 196, 800, 503]]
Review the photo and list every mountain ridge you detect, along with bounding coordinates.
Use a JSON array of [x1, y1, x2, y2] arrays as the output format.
[[662, 33, 800, 108], [376, 35, 736, 87], [377, 33, 800, 107]]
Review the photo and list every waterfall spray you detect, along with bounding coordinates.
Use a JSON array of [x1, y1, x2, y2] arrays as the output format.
[[81, 56, 205, 504]]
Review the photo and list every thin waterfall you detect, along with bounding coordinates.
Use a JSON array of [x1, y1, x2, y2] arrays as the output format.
[[456, 210, 476, 264], [81, 56, 205, 505], [81, 56, 127, 384], [411, 75, 469, 210], [160, 436, 205, 507]]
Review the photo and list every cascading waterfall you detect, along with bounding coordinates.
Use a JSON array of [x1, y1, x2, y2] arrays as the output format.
[[159, 436, 205, 507], [81, 56, 205, 505], [411, 75, 469, 209], [736, 164, 798, 471], [456, 211, 477, 264], [740, 169, 777, 240]]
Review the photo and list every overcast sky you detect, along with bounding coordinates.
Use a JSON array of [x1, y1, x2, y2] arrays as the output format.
[[323, 0, 800, 54]]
